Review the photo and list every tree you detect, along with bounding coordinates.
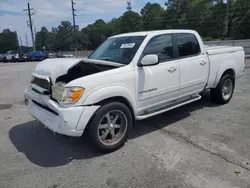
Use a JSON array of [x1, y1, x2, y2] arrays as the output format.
[[35, 26, 49, 50], [51, 21, 73, 51], [230, 0, 250, 39], [0, 29, 19, 53], [3, 1, 250, 52], [141, 3, 165, 30], [82, 19, 108, 50], [119, 11, 142, 33]]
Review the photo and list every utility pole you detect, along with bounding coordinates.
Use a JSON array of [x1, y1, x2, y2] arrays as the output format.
[[19, 36, 23, 46], [127, 1, 132, 11], [25, 33, 28, 46], [225, 0, 229, 38], [71, 0, 77, 54], [34, 26, 37, 44], [23, 3, 35, 50]]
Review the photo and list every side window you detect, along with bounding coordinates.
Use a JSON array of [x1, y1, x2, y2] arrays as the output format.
[[175, 33, 200, 57], [143, 34, 174, 63]]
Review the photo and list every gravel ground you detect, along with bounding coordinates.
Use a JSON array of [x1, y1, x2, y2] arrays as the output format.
[[0, 61, 250, 188]]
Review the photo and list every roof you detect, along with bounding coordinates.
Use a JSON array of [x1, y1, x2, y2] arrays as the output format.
[[110, 29, 198, 38]]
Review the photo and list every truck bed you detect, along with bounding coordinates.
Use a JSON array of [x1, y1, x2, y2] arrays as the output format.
[[205, 44, 245, 89], [204, 45, 243, 55]]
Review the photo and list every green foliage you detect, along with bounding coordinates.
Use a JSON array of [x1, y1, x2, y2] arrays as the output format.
[[141, 3, 165, 30], [2, 1, 250, 52], [0, 29, 19, 53]]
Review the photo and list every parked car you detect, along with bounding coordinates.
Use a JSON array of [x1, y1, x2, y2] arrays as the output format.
[[25, 51, 44, 61], [43, 51, 52, 59], [3, 50, 22, 62], [24, 29, 245, 152], [0, 54, 5, 62], [48, 52, 57, 58], [62, 53, 74, 58], [56, 52, 74, 58]]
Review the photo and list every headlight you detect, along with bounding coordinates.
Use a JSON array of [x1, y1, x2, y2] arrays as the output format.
[[52, 83, 84, 103], [62, 87, 85, 103], [52, 82, 65, 101]]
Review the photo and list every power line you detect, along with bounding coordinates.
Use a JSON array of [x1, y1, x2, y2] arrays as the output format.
[[47, 26, 74, 50], [23, 3, 36, 50]]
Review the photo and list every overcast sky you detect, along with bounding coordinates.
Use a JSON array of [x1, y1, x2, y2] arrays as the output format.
[[0, 0, 166, 46]]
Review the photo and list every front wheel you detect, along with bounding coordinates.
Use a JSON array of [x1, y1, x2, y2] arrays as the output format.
[[211, 74, 235, 104], [11, 56, 16, 63], [87, 102, 133, 152]]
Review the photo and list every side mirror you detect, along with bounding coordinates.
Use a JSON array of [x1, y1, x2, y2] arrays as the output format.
[[139, 54, 159, 67]]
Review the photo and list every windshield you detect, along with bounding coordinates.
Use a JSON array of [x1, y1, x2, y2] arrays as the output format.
[[88, 36, 145, 65]]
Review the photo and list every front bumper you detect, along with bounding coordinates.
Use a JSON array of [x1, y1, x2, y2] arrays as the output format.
[[24, 89, 100, 137]]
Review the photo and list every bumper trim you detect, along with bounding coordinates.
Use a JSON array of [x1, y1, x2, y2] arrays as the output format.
[[24, 88, 100, 137], [32, 100, 59, 116]]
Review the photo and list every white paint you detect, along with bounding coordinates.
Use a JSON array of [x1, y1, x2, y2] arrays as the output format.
[[25, 29, 245, 137]]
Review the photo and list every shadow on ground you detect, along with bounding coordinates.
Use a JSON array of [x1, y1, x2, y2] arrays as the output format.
[[9, 91, 218, 167]]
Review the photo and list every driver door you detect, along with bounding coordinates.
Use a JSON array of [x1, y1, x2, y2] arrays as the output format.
[[135, 34, 180, 114]]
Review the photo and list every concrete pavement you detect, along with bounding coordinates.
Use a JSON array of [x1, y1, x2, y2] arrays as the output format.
[[0, 61, 250, 188]]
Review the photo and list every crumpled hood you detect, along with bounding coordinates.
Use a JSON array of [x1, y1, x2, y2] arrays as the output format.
[[33, 57, 123, 84], [34, 58, 83, 83]]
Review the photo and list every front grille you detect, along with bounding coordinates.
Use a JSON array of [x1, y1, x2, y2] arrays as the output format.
[[31, 76, 51, 93]]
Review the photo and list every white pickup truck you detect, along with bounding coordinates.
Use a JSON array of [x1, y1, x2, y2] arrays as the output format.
[[3, 50, 20, 62], [24, 30, 245, 152]]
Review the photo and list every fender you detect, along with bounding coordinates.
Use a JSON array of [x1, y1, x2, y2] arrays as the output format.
[[83, 85, 137, 115], [212, 60, 236, 88]]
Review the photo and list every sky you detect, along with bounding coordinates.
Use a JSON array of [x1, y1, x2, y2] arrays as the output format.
[[0, 0, 166, 46]]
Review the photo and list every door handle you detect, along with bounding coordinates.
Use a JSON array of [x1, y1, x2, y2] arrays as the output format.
[[167, 66, 177, 72], [200, 61, 207, 66]]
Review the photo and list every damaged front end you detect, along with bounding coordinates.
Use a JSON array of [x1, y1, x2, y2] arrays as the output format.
[[30, 58, 122, 104], [24, 58, 122, 136]]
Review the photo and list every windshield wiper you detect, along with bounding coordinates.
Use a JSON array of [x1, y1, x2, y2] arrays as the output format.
[[100, 58, 114, 62]]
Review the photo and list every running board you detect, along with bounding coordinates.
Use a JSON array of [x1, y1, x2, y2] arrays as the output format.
[[136, 95, 201, 120]]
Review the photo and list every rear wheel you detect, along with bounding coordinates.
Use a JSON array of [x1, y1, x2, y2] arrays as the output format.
[[211, 74, 235, 104], [88, 102, 132, 152]]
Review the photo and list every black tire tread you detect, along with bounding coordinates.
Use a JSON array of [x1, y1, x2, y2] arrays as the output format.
[[210, 74, 235, 104], [87, 102, 133, 152]]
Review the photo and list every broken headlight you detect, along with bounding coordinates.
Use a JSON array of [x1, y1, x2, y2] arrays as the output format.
[[51, 82, 66, 101], [52, 82, 84, 103]]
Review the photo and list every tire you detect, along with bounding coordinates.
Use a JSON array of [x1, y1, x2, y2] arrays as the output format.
[[210, 74, 235, 104], [11, 56, 15, 63], [87, 102, 133, 152]]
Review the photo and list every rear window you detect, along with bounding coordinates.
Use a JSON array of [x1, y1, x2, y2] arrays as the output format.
[[175, 33, 200, 58]]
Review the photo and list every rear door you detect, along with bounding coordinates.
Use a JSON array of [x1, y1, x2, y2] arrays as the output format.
[[135, 34, 180, 113], [173, 33, 209, 99]]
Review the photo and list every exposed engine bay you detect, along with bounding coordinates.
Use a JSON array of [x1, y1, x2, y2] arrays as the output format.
[[55, 61, 118, 84]]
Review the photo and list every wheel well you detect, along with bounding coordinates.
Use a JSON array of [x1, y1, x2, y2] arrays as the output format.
[[97, 96, 134, 115], [222, 69, 235, 78], [96, 96, 136, 126]]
